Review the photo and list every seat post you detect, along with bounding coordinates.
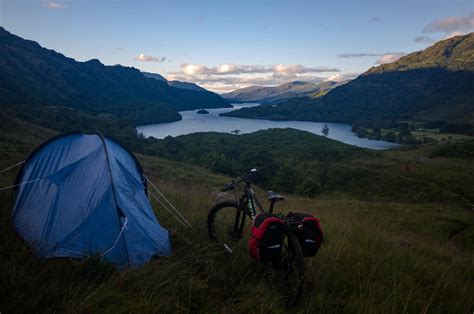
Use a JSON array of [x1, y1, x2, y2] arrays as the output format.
[[269, 200, 276, 213]]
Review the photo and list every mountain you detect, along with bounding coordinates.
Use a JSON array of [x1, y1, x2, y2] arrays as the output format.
[[0, 27, 230, 126], [142, 71, 207, 92], [222, 80, 343, 104], [142, 71, 167, 82], [223, 33, 474, 125]]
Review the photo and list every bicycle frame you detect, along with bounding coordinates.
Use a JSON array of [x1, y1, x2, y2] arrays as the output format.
[[212, 172, 305, 306], [230, 181, 271, 239]]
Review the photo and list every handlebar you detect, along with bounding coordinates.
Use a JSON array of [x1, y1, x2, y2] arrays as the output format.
[[220, 168, 260, 192]]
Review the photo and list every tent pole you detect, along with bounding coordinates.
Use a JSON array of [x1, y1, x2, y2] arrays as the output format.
[[98, 133, 131, 265]]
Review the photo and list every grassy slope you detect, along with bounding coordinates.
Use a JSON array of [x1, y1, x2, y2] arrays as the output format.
[[0, 122, 473, 313], [143, 129, 474, 204]]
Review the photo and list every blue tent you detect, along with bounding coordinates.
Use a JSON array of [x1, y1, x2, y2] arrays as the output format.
[[12, 132, 171, 269]]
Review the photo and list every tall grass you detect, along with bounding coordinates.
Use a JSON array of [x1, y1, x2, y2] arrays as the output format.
[[0, 125, 473, 313]]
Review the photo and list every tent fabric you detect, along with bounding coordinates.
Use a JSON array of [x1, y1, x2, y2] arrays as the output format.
[[12, 133, 171, 269]]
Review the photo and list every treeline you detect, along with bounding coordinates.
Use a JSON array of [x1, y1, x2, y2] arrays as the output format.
[[141, 129, 372, 197], [352, 120, 474, 145], [0, 104, 151, 153], [351, 123, 434, 145], [425, 121, 474, 135], [430, 139, 474, 159], [140, 129, 474, 203]]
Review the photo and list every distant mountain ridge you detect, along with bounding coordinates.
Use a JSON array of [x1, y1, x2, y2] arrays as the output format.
[[223, 33, 474, 124], [142, 72, 207, 92], [0, 27, 230, 126], [222, 80, 343, 104]]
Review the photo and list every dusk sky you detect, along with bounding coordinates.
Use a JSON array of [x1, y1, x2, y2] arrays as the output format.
[[1, 0, 473, 92]]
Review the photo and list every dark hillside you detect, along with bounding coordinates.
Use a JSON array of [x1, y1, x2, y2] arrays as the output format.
[[223, 33, 474, 124], [0, 27, 229, 126]]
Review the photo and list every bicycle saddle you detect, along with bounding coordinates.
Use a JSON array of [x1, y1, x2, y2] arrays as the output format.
[[268, 190, 284, 202]]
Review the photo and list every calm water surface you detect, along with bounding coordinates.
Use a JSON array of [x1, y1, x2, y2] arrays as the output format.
[[137, 103, 399, 150]]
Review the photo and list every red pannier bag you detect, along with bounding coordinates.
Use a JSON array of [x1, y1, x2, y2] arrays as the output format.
[[249, 212, 285, 264], [287, 212, 323, 257]]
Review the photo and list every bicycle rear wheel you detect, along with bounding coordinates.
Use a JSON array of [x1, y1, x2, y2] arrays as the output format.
[[268, 230, 305, 306], [207, 201, 248, 253]]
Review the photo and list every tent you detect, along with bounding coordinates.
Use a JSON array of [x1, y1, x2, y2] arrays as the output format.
[[12, 132, 171, 269]]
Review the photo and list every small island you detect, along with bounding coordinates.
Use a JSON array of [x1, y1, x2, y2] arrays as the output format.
[[196, 109, 210, 114]]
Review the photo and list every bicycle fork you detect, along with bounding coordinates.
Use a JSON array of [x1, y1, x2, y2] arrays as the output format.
[[231, 206, 247, 239]]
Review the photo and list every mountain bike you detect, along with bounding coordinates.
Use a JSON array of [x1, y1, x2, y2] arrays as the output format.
[[207, 168, 305, 305]]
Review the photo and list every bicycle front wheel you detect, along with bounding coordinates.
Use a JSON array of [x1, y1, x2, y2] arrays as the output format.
[[207, 201, 249, 253]]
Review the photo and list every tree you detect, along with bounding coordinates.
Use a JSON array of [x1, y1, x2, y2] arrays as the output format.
[[385, 131, 397, 142], [318, 158, 329, 190], [322, 124, 329, 137], [296, 178, 321, 196], [272, 163, 298, 193]]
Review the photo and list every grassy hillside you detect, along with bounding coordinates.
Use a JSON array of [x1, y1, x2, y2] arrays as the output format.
[[0, 119, 473, 312], [142, 129, 474, 204], [223, 33, 474, 125], [366, 33, 474, 73]]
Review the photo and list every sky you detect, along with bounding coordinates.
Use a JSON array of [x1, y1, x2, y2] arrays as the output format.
[[1, 0, 473, 93]]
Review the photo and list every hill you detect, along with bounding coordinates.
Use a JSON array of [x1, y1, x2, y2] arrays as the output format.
[[222, 80, 342, 104], [0, 27, 230, 126], [142, 129, 474, 203], [142, 71, 208, 92], [223, 33, 474, 125]]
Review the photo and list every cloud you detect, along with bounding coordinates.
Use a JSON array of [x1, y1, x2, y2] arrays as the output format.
[[338, 53, 382, 58], [422, 13, 474, 35], [135, 54, 166, 62], [338, 52, 405, 58], [368, 17, 381, 23], [338, 52, 406, 64], [324, 72, 360, 82], [167, 72, 329, 93], [375, 53, 406, 65], [442, 31, 467, 40], [165, 63, 342, 93], [413, 13, 473, 45], [195, 15, 206, 24], [178, 63, 339, 76], [45, 1, 65, 9], [413, 35, 433, 44]]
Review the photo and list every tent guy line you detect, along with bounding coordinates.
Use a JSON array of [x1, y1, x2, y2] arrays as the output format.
[[0, 160, 25, 173], [145, 175, 194, 230], [149, 190, 193, 230], [0, 178, 42, 192]]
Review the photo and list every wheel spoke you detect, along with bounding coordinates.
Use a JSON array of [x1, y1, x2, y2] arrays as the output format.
[[208, 202, 248, 253]]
